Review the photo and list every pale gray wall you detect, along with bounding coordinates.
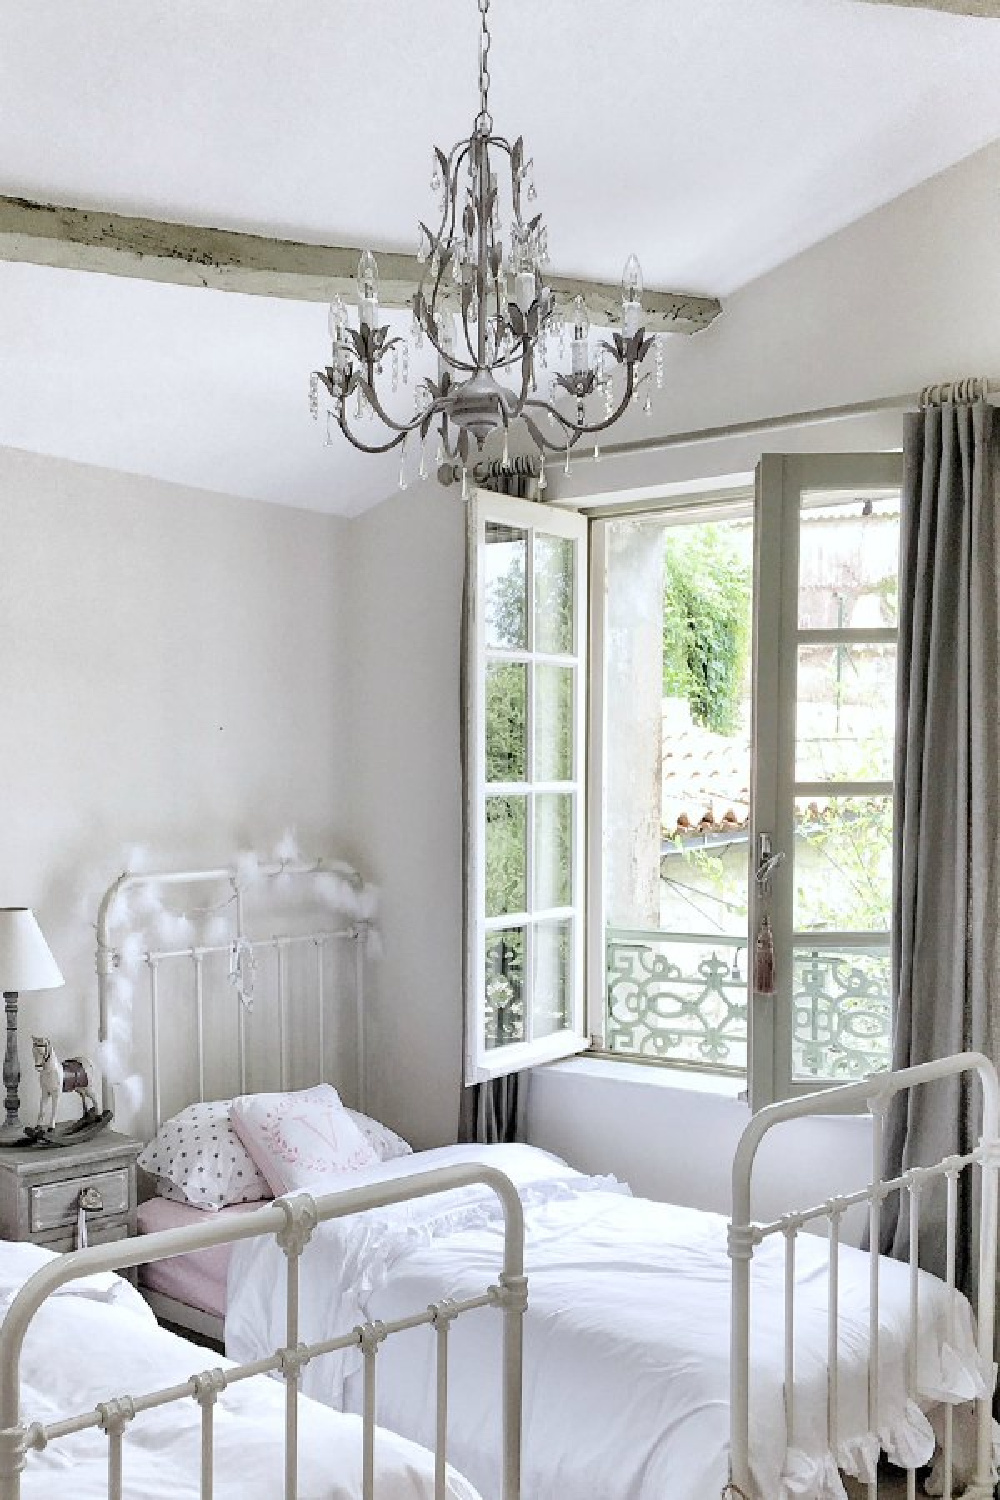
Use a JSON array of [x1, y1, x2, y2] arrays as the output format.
[[344, 486, 466, 1148], [0, 446, 351, 1123]]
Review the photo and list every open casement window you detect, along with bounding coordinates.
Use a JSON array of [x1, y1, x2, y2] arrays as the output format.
[[465, 491, 589, 1084], [748, 452, 904, 1108], [588, 453, 904, 1110]]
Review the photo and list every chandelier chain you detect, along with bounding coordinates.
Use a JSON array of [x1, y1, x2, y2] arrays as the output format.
[[477, 0, 492, 133]]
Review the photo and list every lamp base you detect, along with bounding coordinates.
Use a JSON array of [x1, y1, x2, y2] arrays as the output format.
[[2, 989, 19, 1140]]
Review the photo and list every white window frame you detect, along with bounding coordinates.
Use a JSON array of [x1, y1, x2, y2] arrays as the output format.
[[464, 490, 590, 1084], [749, 451, 904, 1108], [586, 452, 905, 1109]]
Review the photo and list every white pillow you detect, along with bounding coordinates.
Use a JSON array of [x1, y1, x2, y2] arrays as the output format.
[[230, 1083, 378, 1195], [345, 1108, 412, 1163], [137, 1099, 270, 1211]]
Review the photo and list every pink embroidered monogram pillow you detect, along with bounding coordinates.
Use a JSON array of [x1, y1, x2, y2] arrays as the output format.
[[229, 1083, 378, 1195]]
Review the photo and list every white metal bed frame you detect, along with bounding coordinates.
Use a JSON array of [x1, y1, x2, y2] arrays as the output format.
[[728, 1051, 999, 1500], [0, 1163, 527, 1500], [95, 854, 373, 1130], [95, 853, 377, 1340]]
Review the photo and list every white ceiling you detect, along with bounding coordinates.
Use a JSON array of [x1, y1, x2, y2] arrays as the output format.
[[1, 0, 1000, 514]]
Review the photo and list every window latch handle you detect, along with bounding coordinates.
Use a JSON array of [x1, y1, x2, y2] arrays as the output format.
[[755, 833, 785, 896]]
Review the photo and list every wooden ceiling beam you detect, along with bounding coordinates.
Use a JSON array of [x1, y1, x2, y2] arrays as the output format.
[[854, 0, 1000, 15], [0, 194, 722, 334]]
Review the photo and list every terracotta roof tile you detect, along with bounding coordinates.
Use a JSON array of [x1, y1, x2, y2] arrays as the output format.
[[661, 706, 750, 841]]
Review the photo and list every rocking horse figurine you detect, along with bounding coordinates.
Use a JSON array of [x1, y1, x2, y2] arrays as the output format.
[[22, 1037, 112, 1146]]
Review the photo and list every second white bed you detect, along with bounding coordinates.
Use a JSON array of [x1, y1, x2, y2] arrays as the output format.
[[226, 1143, 991, 1500], [0, 1239, 482, 1500]]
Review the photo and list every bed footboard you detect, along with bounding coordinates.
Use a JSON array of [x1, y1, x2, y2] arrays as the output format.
[[727, 1051, 999, 1500], [0, 1164, 527, 1500]]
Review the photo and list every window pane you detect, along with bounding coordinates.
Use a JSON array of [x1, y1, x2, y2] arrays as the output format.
[[791, 944, 890, 1081], [485, 927, 525, 1049], [795, 643, 896, 782], [534, 535, 574, 655], [486, 796, 526, 917], [485, 523, 527, 650], [798, 495, 899, 630], [792, 795, 892, 932], [535, 664, 573, 782], [486, 663, 526, 782], [535, 793, 573, 909], [605, 931, 748, 1071], [533, 920, 572, 1037]]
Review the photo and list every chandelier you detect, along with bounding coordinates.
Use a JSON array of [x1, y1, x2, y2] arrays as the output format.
[[309, 0, 658, 495]]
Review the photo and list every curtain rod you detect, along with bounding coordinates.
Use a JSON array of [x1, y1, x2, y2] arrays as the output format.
[[591, 376, 998, 464], [440, 378, 996, 488]]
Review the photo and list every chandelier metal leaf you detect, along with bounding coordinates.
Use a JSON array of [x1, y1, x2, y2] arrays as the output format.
[[309, 0, 658, 494]]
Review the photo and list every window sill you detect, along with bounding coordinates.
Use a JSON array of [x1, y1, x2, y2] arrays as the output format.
[[537, 1053, 747, 1101]]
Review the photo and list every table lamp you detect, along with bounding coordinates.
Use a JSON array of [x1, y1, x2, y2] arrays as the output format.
[[0, 909, 64, 1139]]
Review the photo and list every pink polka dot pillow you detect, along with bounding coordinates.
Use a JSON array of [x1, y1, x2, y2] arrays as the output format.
[[229, 1083, 378, 1195]]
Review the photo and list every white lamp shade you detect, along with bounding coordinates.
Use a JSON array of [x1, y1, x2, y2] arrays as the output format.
[[0, 909, 64, 992]]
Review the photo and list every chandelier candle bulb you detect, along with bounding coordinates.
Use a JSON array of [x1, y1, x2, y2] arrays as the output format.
[[622, 254, 644, 339], [570, 296, 591, 376], [356, 250, 380, 329]]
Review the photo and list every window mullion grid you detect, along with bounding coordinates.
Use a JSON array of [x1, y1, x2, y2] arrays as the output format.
[[484, 648, 575, 668], [525, 529, 536, 1047], [485, 905, 576, 930], [571, 526, 586, 1037], [488, 778, 575, 797]]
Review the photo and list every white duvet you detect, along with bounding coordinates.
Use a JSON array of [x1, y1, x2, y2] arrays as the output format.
[[226, 1143, 994, 1500], [0, 1239, 480, 1499]]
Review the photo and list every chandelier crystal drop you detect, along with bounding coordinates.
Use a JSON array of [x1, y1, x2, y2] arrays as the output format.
[[310, 0, 657, 484]]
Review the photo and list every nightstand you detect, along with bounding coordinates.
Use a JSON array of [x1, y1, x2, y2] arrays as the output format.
[[0, 1131, 143, 1253]]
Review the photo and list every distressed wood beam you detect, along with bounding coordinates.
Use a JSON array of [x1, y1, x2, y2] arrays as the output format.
[[855, 0, 1000, 14], [0, 194, 721, 334]]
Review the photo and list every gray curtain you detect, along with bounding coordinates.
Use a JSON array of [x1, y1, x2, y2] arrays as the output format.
[[879, 401, 1000, 1293], [457, 526, 526, 1146]]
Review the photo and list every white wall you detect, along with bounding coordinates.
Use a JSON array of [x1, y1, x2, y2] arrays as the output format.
[[351, 138, 1000, 1207], [557, 137, 1000, 506], [345, 486, 466, 1148], [0, 446, 351, 1120]]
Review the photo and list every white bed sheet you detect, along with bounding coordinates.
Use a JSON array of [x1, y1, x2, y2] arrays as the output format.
[[225, 1143, 992, 1500], [0, 1239, 480, 1500]]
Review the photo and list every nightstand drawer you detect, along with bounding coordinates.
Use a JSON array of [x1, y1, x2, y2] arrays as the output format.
[[30, 1168, 130, 1232], [41, 1219, 130, 1254]]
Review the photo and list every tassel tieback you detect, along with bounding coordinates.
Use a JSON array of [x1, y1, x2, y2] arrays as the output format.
[[754, 914, 775, 995], [721, 1485, 751, 1499]]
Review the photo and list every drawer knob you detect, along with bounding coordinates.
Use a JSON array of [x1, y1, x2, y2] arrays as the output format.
[[78, 1186, 103, 1213]]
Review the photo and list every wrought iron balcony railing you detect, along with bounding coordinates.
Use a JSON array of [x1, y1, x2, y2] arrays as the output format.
[[604, 927, 891, 1081]]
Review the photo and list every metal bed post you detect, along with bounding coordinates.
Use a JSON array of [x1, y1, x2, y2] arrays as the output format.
[[355, 926, 367, 1114], [968, 1062, 999, 1500], [235, 882, 248, 1095], [866, 1096, 886, 1500]]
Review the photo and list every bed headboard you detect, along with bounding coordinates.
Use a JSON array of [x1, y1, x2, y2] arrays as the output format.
[[94, 853, 377, 1139]]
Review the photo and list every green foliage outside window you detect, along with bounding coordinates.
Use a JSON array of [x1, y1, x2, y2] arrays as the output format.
[[662, 529, 751, 735]]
